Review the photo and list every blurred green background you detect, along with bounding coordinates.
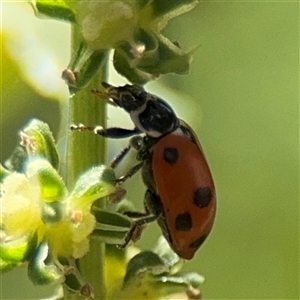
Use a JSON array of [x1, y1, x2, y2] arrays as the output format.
[[1, 1, 298, 299]]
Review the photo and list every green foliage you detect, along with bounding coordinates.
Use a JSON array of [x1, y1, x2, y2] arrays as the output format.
[[63, 43, 109, 94], [0, 120, 116, 285], [48, 0, 200, 88], [33, 0, 76, 23], [5, 119, 59, 172], [110, 238, 204, 299], [27, 241, 64, 285]]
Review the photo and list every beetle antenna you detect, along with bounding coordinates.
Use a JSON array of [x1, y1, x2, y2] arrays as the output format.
[[101, 81, 114, 89], [91, 89, 117, 106]]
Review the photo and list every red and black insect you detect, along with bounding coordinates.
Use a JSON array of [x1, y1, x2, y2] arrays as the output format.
[[72, 83, 216, 260]]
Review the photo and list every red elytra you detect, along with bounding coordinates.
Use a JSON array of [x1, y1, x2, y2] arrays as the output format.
[[152, 125, 216, 259]]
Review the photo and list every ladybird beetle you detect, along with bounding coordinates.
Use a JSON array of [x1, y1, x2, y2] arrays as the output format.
[[71, 82, 216, 260]]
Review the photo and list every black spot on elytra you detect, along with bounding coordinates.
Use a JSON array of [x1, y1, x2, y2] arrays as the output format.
[[175, 212, 192, 231], [163, 147, 179, 165], [190, 235, 207, 248], [194, 187, 212, 208]]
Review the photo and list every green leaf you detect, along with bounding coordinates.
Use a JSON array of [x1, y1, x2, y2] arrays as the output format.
[[5, 119, 60, 171], [146, 273, 203, 300], [150, 0, 199, 20], [22, 119, 60, 170], [93, 229, 129, 245], [112, 247, 204, 299], [114, 45, 156, 85], [120, 248, 204, 299], [63, 47, 109, 94], [93, 209, 132, 228], [70, 165, 117, 207], [1, 238, 28, 263], [28, 241, 64, 285], [26, 159, 67, 202], [56, 257, 82, 293], [42, 201, 64, 223], [0, 164, 10, 183], [92, 209, 132, 244], [153, 237, 184, 274], [72, 49, 108, 90], [113, 29, 194, 84], [0, 257, 18, 274], [113, 28, 159, 84], [64, 272, 82, 292], [135, 34, 195, 75], [67, 41, 88, 70], [153, 272, 204, 289], [129, 29, 159, 69], [34, 0, 76, 23], [0, 233, 38, 263], [123, 251, 168, 287]]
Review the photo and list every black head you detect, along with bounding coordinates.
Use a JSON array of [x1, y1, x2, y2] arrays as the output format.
[[102, 82, 179, 137], [102, 82, 148, 113]]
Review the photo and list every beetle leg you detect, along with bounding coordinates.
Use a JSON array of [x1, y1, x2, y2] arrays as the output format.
[[110, 145, 131, 169], [129, 135, 144, 151], [107, 148, 137, 203], [120, 189, 162, 248], [71, 124, 141, 139], [71, 124, 145, 184], [123, 190, 162, 218], [115, 162, 144, 185], [110, 134, 146, 169], [120, 214, 158, 248]]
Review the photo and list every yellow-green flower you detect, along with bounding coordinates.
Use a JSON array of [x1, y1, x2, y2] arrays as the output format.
[[0, 157, 118, 283], [32, 0, 198, 88], [1, 172, 43, 241]]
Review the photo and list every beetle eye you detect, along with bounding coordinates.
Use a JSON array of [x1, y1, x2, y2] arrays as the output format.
[[119, 90, 147, 112], [118, 93, 137, 112]]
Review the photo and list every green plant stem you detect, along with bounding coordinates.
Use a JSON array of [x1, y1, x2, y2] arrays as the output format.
[[64, 25, 108, 300], [66, 83, 107, 185]]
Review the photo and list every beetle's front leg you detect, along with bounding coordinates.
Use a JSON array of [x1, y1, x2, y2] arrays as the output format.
[[71, 124, 141, 139]]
